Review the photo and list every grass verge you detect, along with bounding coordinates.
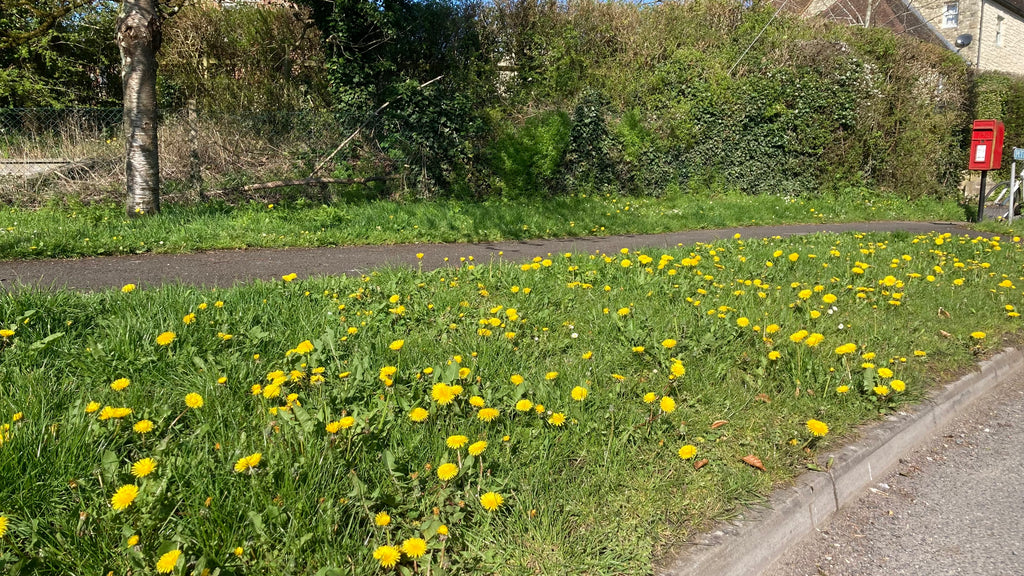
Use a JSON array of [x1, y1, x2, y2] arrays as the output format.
[[0, 229, 1019, 575], [0, 188, 965, 260]]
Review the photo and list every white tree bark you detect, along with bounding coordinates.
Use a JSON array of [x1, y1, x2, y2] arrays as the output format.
[[118, 0, 161, 217]]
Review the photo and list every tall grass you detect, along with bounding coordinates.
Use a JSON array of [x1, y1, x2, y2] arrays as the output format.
[[0, 230, 1020, 574]]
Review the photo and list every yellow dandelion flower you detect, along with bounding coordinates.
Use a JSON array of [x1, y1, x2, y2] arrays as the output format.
[[133, 419, 153, 434], [510, 374, 524, 385], [545, 371, 558, 380], [478, 408, 499, 422], [374, 545, 401, 568], [548, 412, 566, 426], [111, 484, 139, 511], [805, 419, 829, 437], [836, 385, 850, 393], [184, 393, 204, 409], [234, 547, 244, 556], [877, 367, 894, 378], [111, 378, 130, 391], [891, 379, 906, 392], [643, 392, 657, 403], [98, 406, 132, 420], [282, 273, 297, 282], [409, 407, 430, 422], [835, 343, 857, 355], [0, 516, 7, 538], [660, 396, 676, 413], [768, 350, 781, 360], [156, 549, 181, 573], [678, 445, 697, 459], [468, 440, 488, 456], [515, 399, 534, 412], [121, 284, 136, 293], [233, 452, 262, 473], [374, 511, 391, 526], [339, 416, 355, 429], [971, 331, 986, 339], [789, 330, 808, 343], [156, 332, 176, 346], [447, 435, 469, 449], [127, 535, 139, 547], [873, 385, 890, 397], [480, 492, 504, 511], [389, 339, 404, 351], [670, 362, 686, 377], [571, 386, 588, 401], [131, 458, 157, 478], [401, 537, 427, 559], [662, 339, 677, 348], [432, 383, 456, 405], [326, 420, 343, 434], [182, 313, 196, 325], [437, 463, 459, 481], [737, 317, 750, 328], [85, 401, 101, 413], [437, 524, 449, 535], [804, 333, 824, 347]]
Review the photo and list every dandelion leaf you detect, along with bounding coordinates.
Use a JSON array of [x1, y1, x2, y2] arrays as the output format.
[[28, 331, 63, 351]]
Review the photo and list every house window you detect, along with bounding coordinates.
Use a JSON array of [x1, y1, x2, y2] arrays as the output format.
[[943, 2, 959, 28], [997, 16, 1005, 47]]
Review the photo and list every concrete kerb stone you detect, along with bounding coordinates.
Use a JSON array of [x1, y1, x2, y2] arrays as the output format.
[[659, 346, 1024, 576]]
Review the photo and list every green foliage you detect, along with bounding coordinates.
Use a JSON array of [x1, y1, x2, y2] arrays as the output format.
[[562, 90, 615, 191], [485, 110, 571, 197], [0, 0, 121, 107]]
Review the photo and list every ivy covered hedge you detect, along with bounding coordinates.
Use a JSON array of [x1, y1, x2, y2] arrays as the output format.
[[302, 0, 973, 199]]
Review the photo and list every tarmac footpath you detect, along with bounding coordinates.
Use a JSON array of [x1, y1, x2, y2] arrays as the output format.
[[0, 220, 976, 292]]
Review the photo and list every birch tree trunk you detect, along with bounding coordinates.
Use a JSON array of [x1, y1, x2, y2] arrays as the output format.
[[118, 0, 162, 217]]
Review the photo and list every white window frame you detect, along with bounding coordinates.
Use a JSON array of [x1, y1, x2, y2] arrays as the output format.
[[943, 2, 959, 28], [996, 16, 1005, 47]]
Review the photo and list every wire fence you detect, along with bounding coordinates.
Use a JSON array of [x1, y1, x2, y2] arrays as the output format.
[[0, 107, 356, 204]]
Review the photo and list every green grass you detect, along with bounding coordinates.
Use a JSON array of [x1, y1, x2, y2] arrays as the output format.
[[0, 188, 966, 260], [1, 229, 1020, 575]]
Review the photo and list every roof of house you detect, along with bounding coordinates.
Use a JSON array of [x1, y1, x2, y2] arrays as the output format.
[[992, 0, 1024, 20]]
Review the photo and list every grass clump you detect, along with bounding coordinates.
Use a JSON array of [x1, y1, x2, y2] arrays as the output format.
[[0, 230, 1020, 574], [0, 188, 964, 260]]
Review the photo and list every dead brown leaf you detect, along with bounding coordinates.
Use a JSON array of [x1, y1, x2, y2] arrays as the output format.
[[741, 454, 766, 471], [754, 393, 771, 404], [710, 420, 728, 429], [694, 459, 709, 470]]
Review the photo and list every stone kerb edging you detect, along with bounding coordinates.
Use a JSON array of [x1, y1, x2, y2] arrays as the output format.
[[659, 346, 1024, 576]]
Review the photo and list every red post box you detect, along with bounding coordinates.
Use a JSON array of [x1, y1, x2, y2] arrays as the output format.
[[969, 119, 1005, 171]]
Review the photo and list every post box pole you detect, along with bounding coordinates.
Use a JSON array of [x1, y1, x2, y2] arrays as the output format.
[[1011, 161, 1017, 226], [978, 171, 988, 222]]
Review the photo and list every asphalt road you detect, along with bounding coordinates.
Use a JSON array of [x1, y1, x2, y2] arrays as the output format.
[[0, 221, 977, 292], [765, 361, 1024, 576]]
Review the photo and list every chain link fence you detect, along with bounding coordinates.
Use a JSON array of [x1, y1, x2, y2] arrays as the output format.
[[0, 107, 356, 205]]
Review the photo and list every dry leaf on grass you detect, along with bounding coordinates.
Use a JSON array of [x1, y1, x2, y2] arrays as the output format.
[[741, 454, 765, 471]]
